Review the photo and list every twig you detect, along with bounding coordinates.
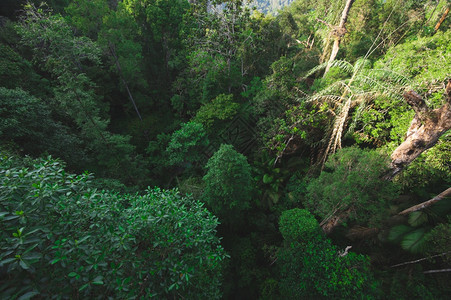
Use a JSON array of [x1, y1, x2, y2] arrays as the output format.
[[338, 246, 352, 257]]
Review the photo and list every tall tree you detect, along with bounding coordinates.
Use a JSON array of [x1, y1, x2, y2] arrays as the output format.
[[16, 4, 146, 183], [322, 0, 354, 76]]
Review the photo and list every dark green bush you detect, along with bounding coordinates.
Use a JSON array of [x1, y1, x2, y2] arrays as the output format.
[[306, 147, 400, 227], [279, 208, 321, 243], [202, 144, 253, 225], [0, 154, 226, 299], [278, 208, 379, 299]]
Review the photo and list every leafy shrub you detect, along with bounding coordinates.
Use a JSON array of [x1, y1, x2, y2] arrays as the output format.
[[202, 144, 253, 224], [306, 147, 400, 227], [165, 121, 209, 167], [193, 94, 240, 130], [377, 31, 451, 89], [278, 208, 378, 299], [0, 154, 226, 299], [0, 87, 85, 166], [279, 208, 321, 243]]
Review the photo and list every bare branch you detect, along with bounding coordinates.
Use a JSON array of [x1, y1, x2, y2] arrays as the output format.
[[398, 187, 451, 215], [424, 268, 451, 274], [391, 251, 451, 268]]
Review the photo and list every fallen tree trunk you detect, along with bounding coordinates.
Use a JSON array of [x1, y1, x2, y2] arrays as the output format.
[[387, 80, 451, 179]]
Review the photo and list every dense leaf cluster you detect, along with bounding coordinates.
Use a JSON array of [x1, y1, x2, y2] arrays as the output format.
[[0, 154, 226, 299]]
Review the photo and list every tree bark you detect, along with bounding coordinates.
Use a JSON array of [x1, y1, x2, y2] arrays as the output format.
[[323, 0, 354, 76], [398, 187, 451, 215], [387, 80, 451, 179]]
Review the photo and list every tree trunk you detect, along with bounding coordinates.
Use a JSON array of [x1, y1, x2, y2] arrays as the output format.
[[108, 42, 143, 122], [434, 6, 449, 32], [387, 80, 451, 179], [323, 0, 354, 76]]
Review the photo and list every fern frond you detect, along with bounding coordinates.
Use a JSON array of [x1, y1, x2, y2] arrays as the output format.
[[303, 59, 353, 78], [329, 59, 354, 74], [304, 81, 344, 103]]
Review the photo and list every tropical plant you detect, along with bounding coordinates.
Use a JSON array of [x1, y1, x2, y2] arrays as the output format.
[[0, 154, 227, 299], [304, 58, 408, 164], [278, 208, 378, 299], [305, 147, 400, 232], [202, 144, 254, 224], [165, 121, 209, 167]]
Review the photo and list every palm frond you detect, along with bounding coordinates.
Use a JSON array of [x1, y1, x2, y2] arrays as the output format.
[[388, 225, 413, 243], [309, 94, 344, 105], [303, 61, 329, 78], [329, 59, 354, 74], [303, 59, 353, 78], [304, 80, 344, 103], [353, 58, 371, 74], [401, 228, 427, 254]]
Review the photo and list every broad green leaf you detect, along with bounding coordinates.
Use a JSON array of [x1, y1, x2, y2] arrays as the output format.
[[68, 272, 78, 277]]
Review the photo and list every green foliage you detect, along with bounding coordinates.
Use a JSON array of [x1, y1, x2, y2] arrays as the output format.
[[0, 154, 226, 299], [0, 87, 85, 166], [65, 0, 109, 39], [193, 94, 240, 130], [377, 31, 451, 89], [165, 122, 209, 166], [1, 0, 450, 298], [0, 43, 49, 97], [389, 225, 428, 254], [384, 268, 446, 300], [98, 1, 149, 97], [424, 220, 451, 264], [202, 144, 253, 223], [306, 147, 400, 226], [15, 5, 148, 184], [278, 208, 378, 299], [253, 153, 293, 208], [279, 208, 320, 243], [395, 134, 451, 192]]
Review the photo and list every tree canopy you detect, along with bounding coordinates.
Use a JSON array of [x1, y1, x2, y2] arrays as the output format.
[[1, 0, 450, 298]]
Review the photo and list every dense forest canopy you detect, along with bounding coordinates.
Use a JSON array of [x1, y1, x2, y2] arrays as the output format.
[[0, 0, 450, 298]]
